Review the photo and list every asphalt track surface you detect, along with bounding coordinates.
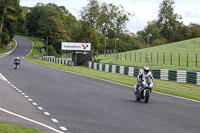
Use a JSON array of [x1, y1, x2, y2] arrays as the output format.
[[0, 36, 200, 133]]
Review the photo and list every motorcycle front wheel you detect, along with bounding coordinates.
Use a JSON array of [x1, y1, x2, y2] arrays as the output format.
[[144, 90, 150, 103]]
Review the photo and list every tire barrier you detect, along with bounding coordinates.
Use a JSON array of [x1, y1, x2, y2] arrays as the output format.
[[88, 62, 200, 86], [42, 56, 73, 66]]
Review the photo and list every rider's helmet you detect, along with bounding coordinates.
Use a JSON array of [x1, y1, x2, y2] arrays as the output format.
[[16, 57, 19, 60], [144, 66, 150, 74]]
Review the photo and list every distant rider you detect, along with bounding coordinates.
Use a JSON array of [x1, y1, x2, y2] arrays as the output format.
[[14, 57, 20, 65], [134, 66, 154, 93]]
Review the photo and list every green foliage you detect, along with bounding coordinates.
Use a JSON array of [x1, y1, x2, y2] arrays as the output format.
[[26, 3, 70, 45], [80, 0, 135, 52], [48, 45, 57, 56], [0, 0, 22, 46]]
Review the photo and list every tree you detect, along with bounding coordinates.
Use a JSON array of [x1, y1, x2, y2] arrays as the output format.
[[157, 0, 182, 42], [80, 0, 134, 52], [186, 23, 200, 39], [0, 0, 22, 46], [26, 3, 70, 45]]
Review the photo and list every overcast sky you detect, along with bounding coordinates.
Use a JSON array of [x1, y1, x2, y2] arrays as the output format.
[[20, 0, 200, 33]]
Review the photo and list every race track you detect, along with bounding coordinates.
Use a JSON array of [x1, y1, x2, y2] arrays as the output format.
[[0, 36, 200, 133]]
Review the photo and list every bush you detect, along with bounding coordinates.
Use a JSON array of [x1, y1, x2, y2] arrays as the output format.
[[152, 38, 168, 46], [48, 45, 57, 56]]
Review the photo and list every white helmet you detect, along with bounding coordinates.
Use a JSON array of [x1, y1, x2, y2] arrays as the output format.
[[16, 57, 19, 60], [144, 66, 150, 74]]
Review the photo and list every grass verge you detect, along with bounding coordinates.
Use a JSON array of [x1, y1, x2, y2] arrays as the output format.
[[0, 122, 44, 133], [0, 39, 16, 55], [22, 36, 200, 101]]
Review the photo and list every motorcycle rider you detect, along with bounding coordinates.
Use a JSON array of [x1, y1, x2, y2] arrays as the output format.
[[134, 66, 154, 94], [14, 57, 20, 65]]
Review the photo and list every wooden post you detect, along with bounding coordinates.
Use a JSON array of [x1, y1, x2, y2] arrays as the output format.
[[117, 50, 118, 60], [196, 53, 197, 67], [125, 51, 126, 60], [171, 53, 172, 65], [179, 53, 180, 66], [157, 53, 158, 64], [151, 52, 152, 63], [135, 52, 136, 62], [130, 52, 131, 61], [163, 53, 165, 64], [187, 53, 188, 67], [140, 52, 141, 62]]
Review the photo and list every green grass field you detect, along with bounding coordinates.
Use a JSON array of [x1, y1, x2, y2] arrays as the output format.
[[22, 36, 200, 101], [97, 37, 200, 72], [0, 122, 44, 133]]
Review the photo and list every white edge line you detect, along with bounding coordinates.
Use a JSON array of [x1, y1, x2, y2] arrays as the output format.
[[0, 73, 8, 81], [0, 108, 64, 133], [26, 40, 34, 57], [21, 38, 200, 104]]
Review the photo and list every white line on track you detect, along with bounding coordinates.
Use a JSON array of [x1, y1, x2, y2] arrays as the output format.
[[51, 118, 59, 123], [37, 107, 44, 110], [44, 112, 50, 115], [28, 99, 33, 102], [60, 126, 68, 131], [32, 102, 38, 106], [0, 108, 64, 133]]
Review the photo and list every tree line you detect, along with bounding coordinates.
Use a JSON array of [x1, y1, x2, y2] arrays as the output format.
[[1, 0, 200, 55], [137, 0, 200, 47]]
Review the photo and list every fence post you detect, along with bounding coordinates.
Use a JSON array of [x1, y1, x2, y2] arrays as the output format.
[[163, 53, 165, 64], [187, 53, 188, 67], [125, 51, 126, 60], [196, 53, 197, 67], [140, 52, 141, 62], [135, 52, 136, 62], [171, 53, 172, 65], [130, 52, 131, 61], [179, 53, 180, 66], [151, 52, 152, 63], [157, 53, 158, 64], [117, 50, 118, 60]]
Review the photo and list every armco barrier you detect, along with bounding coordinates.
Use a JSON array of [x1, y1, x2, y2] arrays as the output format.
[[42, 56, 73, 66], [88, 62, 199, 86]]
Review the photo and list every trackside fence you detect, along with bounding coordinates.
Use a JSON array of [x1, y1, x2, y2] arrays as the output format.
[[88, 62, 200, 86], [42, 56, 73, 66]]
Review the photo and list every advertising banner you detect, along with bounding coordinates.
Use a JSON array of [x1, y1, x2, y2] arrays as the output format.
[[61, 42, 91, 51]]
